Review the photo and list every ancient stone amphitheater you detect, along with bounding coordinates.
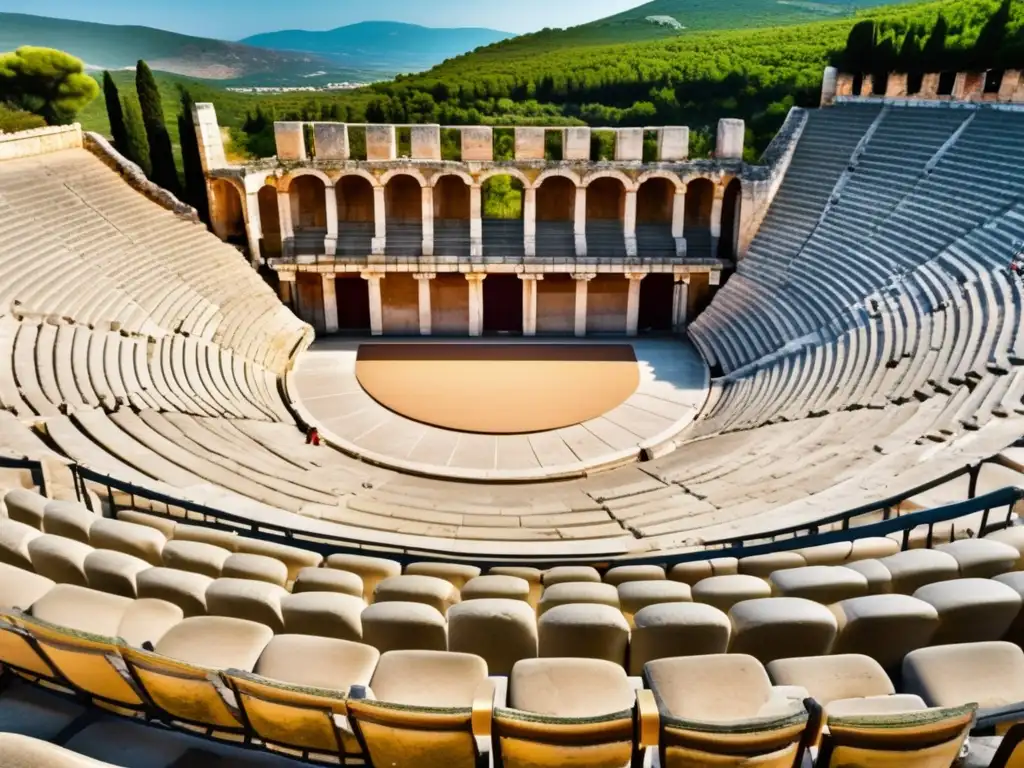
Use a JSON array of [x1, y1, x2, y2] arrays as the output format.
[[2, 67, 1024, 767]]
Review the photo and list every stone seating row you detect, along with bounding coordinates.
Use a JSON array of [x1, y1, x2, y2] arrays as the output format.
[[0, 578, 1008, 767]]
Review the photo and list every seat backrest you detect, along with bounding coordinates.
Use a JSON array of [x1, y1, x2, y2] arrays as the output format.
[[371, 650, 487, 707], [902, 641, 1024, 708], [0, 561, 54, 610], [30, 584, 132, 638], [645, 654, 772, 721], [766, 654, 894, 706]]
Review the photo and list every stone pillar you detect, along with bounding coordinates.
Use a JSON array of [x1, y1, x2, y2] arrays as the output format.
[[466, 274, 486, 337], [998, 70, 1022, 103], [274, 122, 307, 161], [572, 274, 595, 338], [277, 271, 295, 309], [860, 75, 874, 97], [470, 184, 483, 257], [574, 185, 587, 257], [519, 274, 543, 337], [716, 119, 745, 159], [920, 72, 941, 98], [672, 275, 690, 333], [192, 103, 228, 171], [672, 190, 687, 257], [886, 73, 908, 98], [623, 189, 638, 258], [955, 72, 985, 102], [362, 272, 384, 336], [524, 187, 537, 257], [323, 184, 338, 256], [372, 185, 386, 255], [243, 190, 263, 265], [710, 187, 725, 257], [625, 273, 645, 337], [321, 274, 339, 334], [835, 73, 855, 98], [820, 66, 839, 106], [277, 188, 294, 257], [414, 273, 434, 336], [421, 184, 434, 257], [657, 127, 689, 161]]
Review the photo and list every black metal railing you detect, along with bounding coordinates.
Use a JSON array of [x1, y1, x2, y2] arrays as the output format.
[[49, 457, 1023, 570], [0, 456, 48, 498]]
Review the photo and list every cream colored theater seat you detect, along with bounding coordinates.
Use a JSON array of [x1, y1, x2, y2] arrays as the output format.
[[903, 641, 1024, 710], [205, 577, 288, 632], [603, 564, 666, 585], [995, 571, 1024, 645], [843, 558, 894, 594], [326, 553, 401, 601], [221, 552, 288, 587], [116, 510, 177, 539], [84, 549, 151, 598], [406, 561, 481, 590], [936, 538, 1020, 578], [618, 580, 692, 625], [488, 566, 543, 604], [88, 518, 165, 566], [42, 500, 98, 543], [160, 539, 231, 578], [538, 603, 629, 665], [668, 560, 715, 585], [0, 562, 54, 610], [768, 565, 869, 604], [728, 597, 838, 664], [738, 551, 806, 578], [374, 574, 458, 614], [0, 734, 124, 767], [0, 517, 42, 570], [913, 578, 1022, 644], [28, 534, 92, 586], [3, 489, 48, 529], [537, 581, 620, 616], [877, 549, 959, 594], [448, 598, 538, 675], [692, 574, 771, 612], [281, 591, 364, 641], [767, 654, 901, 708], [136, 567, 212, 618], [830, 594, 939, 670], [461, 574, 531, 602], [794, 541, 853, 566], [361, 601, 447, 653], [847, 537, 901, 561], [292, 565, 363, 597], [629, 602, 731, 676], [233, 537, 323, 583], [171, 522, 239, 551], [987, 526, 1024, 570], [542, 565, 601, 586]]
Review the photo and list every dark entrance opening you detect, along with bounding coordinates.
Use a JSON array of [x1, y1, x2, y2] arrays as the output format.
[[938, 72, 957, 96], [638, 274, 674, 333], [335, 275, 371, 332], [483, 274, 523, 334]]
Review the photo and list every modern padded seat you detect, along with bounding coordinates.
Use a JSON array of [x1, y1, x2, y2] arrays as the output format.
[[913, 578, 1022, 644], [903, 641, 1024, 711], [281, 591, 364, 641], [628, 602, 731, 676], [488, 566, 543, 604], [936, 538, 1020, 578], [829, 594, 939, 670], [542, 565, 601, 586], [0, 733, 123, 766], [41, 500, 97, 543], [27, 534, 92, 586], [116, 510, 177, 539], [361, 601, 447, 653], [843, 558, 894, 594], [405, 561, 481, 590], [160, 539, 231, 578], [461, 574, 531, 602], [768, 565, 869, 604], [326, 553, 401, 601], [603, 564, 666, 585], [171, 523, 239, 551], [767, 654, 914, 710], [373, 574, 458, 614], [205, 577, 288, 632], [987, 526, 1024, 570], [618, 580, 692, 624], [738, 551, 807, 578], [447, 598, 538, 675], [3, 489, 47, 528], [692, 574, 772, 612], [83, 549, 152, 598], [537, 581, 620, 616], [0, 518, 42, 570], [728, 597, 838, 664], [0, 562, 54, 609], [877, 549, 959, 594], [233, 538, 323, 583], [88, 518, 165, 566], [995, 571, 1024, 645], [538, 603, 629, 665], [136, 567, 212, 618], [221, 552, 289, 587], [292, 565, 364, 597]]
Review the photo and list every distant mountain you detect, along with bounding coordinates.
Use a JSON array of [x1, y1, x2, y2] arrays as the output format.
[[241, 21, 512, 72], [0, 12, 374, 83]]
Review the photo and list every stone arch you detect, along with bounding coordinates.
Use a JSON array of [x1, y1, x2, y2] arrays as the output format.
[[636, 170, 685, 192], [336, 174, 375, 257], [209, 178, 245, 245], [684, 177, 716, 258], [434, 174, 471, 257], [582, 169, 636, 192], [290, 174, 327, 230], [533, 167, 582, 188], [719, 177, 743, 260], [334, 168, 381, 188], [279, 167, 332, 192], [586, 176, 628, 258], [478, 167, 532, 189], [535, 174, 577, 222], [430, 169, 474, 188], [380, 167, 427, 188], [385, 172, 423, 257], [635, 176, 676, 258], [257, 185, 281, 257]]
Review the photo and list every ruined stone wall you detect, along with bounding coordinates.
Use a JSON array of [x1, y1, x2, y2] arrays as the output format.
[[536, 276, 576, 334], [381, 274, 420, 334], [587, 276, 629, 334], [430, 275, 469, 335]]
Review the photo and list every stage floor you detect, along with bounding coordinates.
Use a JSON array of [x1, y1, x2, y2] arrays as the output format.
[[289, 337, 709, 481]]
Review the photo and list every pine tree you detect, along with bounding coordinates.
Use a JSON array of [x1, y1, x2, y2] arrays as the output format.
[[177, 88, 209, 223], [135, 60, 180, 194], [121, 95, 151, 176], [102, 72, 129, 155]]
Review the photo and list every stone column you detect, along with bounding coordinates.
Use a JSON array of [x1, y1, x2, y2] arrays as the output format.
[[323, 184, 338, 256], [572, 273, 595, 338], [625, 273, 645, 337], [321, 274, 339, 334], [362, 271, 384, 336], [710, 187, 725, 257], [523, 187, 537, 257], [519, 274, 543, 337], [466, 274, 486, 337], [372, 185, 386, 255], [820, 66, 839, 106], [574, 185, 587, 258], [919, 72, 941, 99], [421, 184, 434, 258], [277, 271, 295, 309], [277, 188, 294, 257], [623, 189, 638, 258], [469, 184, 483, 257], [672, 275, 690, 333], [672, 190, 687, 257], [414, 273, 434, 336], [243, 190, 263, 266]]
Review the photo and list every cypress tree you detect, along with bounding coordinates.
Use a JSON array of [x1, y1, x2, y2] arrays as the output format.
[[971, 0, 1013, 70], [897, 28, 923, 73], [177, 88, 209, 223], [102, 72, 129, 155], [121, 95, 151, 176], [135, 60, 180, 194], [841, 21, 876, 73], [922, 16, 949, 73]]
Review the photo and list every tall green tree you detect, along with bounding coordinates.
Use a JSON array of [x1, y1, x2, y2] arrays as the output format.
[[135, 60, 180, 194], [0, 46, 98, 124], [922, 15, 949, 72], [177, 88, 209, 221], [897, 28, 923, 73], [121, 95, 151, 177], [840, 21, 876, 73], [971, 0, 1013, 69], [102, 72, 129, 155]]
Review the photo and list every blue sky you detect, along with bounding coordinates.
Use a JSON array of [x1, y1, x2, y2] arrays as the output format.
[[0, 0, 643, 38]]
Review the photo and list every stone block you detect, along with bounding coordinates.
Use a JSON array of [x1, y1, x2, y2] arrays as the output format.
[[192, 103, 227, 170], [366, 125, 396, 161], [563, 127, 591, 161], [274, 122, 306, 162], [859, 75, 874, 97], [460, 126, 493, 161], [835, 74, 855, 98], [313, 123, 348, 161], [515, 127, 545, 160], [996, 70, 1021, 102], [614, 128, 644, 161], [410, 125, 441, 160], [716, 118, 745, 160], [821, 66, 839, 106], [919, 72, 940, 98], [953, 72, 985, 101], [657, 127, 689, 161], [885, 73, 908, 98]]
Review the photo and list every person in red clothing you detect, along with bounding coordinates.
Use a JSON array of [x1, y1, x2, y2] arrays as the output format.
[[305, 426, 320, 446]]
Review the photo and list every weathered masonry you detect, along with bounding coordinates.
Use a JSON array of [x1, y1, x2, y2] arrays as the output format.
[[194, 105, 799, 336]]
